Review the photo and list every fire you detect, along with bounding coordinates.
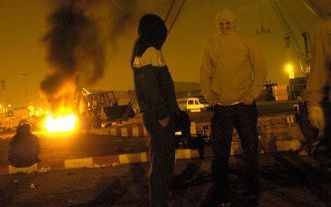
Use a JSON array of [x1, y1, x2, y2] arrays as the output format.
[[44, 108, 78, 133]]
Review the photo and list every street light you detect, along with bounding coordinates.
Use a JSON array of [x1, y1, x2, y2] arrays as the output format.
[[284, 63, 295, 79]]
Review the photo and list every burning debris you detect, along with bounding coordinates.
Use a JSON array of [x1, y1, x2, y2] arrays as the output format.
[[41, 1, 105, 109], [40, 0, 139, 133], [40, 1, 106, 132], [41, 0, 137, 103]]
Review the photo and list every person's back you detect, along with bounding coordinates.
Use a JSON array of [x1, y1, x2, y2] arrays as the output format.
[[8, 123, 41, 168]]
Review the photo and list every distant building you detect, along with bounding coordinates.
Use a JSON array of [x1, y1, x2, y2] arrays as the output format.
[[173, 82, 202, 98]]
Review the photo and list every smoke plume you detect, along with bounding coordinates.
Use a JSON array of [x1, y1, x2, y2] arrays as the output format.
[[40, 0, 136, 110]]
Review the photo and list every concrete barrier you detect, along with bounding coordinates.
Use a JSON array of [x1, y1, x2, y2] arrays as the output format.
[[0, 149, 200, 175]]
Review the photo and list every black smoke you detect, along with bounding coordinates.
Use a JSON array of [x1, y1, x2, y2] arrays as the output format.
[[40, 0, 168, 107]]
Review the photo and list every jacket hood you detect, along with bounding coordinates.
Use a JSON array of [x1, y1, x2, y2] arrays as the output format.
[[137, 14, 167, 52], [216, 9, 236, 35]]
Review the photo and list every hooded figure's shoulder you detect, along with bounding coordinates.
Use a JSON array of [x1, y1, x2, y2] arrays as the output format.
[[314, 20, 331, 56], [325, 20, 331, 55], [325, 20, 331, 31], [232, 31, 252, 41], [203, 34, 222, 51], [315, 20, 330, 33], [235, 33, 259, 49], [206, 34, 223, 42], [133, 47, 166, 69], [205, 32, 256, 49]]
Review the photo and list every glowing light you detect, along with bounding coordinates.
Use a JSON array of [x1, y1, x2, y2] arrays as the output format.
[[44, 109, 78, 133], [28, 105, 35, 117], [35, 108, 44, 117], [285, 63, 294, 79]]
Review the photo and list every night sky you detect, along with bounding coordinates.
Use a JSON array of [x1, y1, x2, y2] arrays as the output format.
[[0, 0, 319, 107]]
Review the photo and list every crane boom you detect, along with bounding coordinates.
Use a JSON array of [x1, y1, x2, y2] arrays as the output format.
[[300, 0, 329, 20], [270, 0, 307, 69]]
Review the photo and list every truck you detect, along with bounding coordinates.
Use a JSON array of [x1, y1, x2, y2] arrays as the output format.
[[177, 97, 209, 112], [75, 88, 136, 129]]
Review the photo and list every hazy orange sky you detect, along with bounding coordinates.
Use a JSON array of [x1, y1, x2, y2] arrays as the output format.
[[0, 0, 319, 107]]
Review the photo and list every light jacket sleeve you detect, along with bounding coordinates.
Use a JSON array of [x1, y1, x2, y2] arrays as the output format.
[[303, 23, 329, 106], [200, 39, 218, 104], [247, 39, 267, 99]]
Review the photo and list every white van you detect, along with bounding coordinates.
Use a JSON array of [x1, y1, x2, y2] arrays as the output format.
[[177, 97, 209, 112]]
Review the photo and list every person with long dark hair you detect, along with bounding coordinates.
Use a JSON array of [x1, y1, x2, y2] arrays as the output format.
[[131, 14, 179, 207]]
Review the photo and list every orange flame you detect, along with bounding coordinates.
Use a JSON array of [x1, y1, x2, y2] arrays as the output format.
[[44, 108, 78, 133]]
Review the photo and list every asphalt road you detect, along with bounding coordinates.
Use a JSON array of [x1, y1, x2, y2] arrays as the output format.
[[1, 101, 326, 206], [0, 100, 300, 165], [0, 134, 149, 166], [0, 153, 329, 207]]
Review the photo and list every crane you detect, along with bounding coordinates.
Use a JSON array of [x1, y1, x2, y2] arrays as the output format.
[[270, 0, 310, 73], [256, 0, 271, 34], [300, 0, 330, 20]]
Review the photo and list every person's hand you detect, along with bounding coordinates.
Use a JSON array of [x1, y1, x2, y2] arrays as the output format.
[[308, 105, 325, 130], [159, 116, 170, 128], [242, 95, 254, 105]]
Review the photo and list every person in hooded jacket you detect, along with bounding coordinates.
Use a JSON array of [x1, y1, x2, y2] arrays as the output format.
[[8, 121, 41, 168], [131, 14, 179, 207], [302, 15, 331, 156], [200, 9, 266, 207]]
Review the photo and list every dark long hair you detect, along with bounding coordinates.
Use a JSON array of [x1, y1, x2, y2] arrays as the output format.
[[131, 14, 167, 68]]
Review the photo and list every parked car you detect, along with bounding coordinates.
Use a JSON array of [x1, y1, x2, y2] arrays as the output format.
[[177, 97, 209, 112]]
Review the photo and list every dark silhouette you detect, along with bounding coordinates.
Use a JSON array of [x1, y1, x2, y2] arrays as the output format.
[[8, 121, 41, 168], [131, 14, 179, 207]]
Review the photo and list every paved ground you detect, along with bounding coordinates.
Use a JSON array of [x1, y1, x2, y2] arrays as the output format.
[[0, 153, 329, 207], [0, 134, 149, 165], [0, 101, 326, 206]]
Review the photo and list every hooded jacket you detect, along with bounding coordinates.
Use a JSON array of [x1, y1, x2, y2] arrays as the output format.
[[200, 10, 266, 105], [303, 20, 331, 105], [133, 47, 178, 121], [132, 14, 178, 122], [8, 124, 41, 168]]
